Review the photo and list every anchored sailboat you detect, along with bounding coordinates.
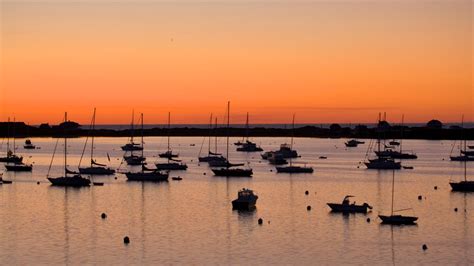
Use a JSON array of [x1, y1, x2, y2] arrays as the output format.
[[0, 118, 23, 163], [276, 114, 313, 173], [78, 109, 115, 175], [236, 113, 263, 152], [121, 110, 143, 151], [379, 170, 418, 225], [126, 113, 169, 182], [155, 112, 187, 170], [199, 114, 226, 163], [450, 117, 474, 192], [212, 102, 253, 177], [4, 118, 32, 172], [158, 112, 179, 159], [48, 112, 91, 187]]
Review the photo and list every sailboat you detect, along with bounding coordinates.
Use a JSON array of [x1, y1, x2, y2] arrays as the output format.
[[126, 113, 169, 182], [158, 112, 179, 159], [212, 102, 253, 177], [48, 112, 91, 187], [276, 114, 313, 173], [78, 109, 115, 175], [236, 113, 263, 152], [450, 118, 474, 161], [450, 119, 474, 191], [375, 115, 417, 159], [364, 114, 401, 170], [121, 111, 143, 151], [379, 170, 418, 225], [4, 118, 32, 172], [155, 112, 187, 170], [0, 118, 23, 163], [198, 114, 226, 163], [24, 139, 36, 149]]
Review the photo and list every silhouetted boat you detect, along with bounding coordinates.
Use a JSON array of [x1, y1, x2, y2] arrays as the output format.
[[125, 114, 169, 182], [172, 176, 182, 181], [79, 109, 116, 175], [268, 152, 288, 165], [48, 112, 91, 187], [450, 118, 474, 162], [212, 102, 253, 177], [375, 149, 418, 159], [124, 155, 146, 165], [345, 139, 365, 147], [121, 111, 143, 151], [158, 112, 180, 159], [232, 188, 258, 210], [199, 115, 226, 163], [461, 150, 474, 156], [275, 115, 313, 174], [450, 120, 474, 192], [389, 140, 400, 146], [450, 155, 474, 161], [276, 165, 313, 173], [379, 170, 418, 225], [126, 165, 169, 182], [469, 145, 474, 149], [156, 113, 187, 170], [5, 162, 32, 172], [23, 139, 36, 149], [365, 114, 402, 170], [236, 113, 263, 152], [0, 118, 24, 163], [327, 195, 373, 213]]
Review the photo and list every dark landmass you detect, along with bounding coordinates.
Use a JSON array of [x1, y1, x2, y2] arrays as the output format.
[[0, 120, 472, 140]]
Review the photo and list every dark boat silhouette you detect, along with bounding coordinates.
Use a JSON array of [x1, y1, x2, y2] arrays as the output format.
[[0, 118, 24, 163], [121, 111, 143, 151], [267, 152, 288, 165], [450, 118, 474, 192], [78, 109, 116, 175], [212, 102, 253, 177], [48, 112, 91, 187], [235, 113, 263, 152], [199, 115, 226, 163], [232, 188, 258, 210], [23, 139, 36, 149], [327, 195, 372, 213], [156, 113, 187, 171], [379, 170, 418, 225], [125, 114, 169, 182], [345, 139, 364, 147], [5, 162, 32, 172]]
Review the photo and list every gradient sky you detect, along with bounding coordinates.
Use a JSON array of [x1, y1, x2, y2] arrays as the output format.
[[0, 0, 472, 125]]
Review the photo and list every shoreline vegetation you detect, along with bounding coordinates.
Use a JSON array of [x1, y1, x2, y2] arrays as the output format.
[[0, 119, 472, 140]]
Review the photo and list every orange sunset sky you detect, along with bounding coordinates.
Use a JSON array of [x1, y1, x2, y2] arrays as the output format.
[[0, 0, 472, 125]]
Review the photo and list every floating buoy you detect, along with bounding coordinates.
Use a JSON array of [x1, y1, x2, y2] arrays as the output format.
[[366, 218, 371, 223], [268, 220, 270, 224], [203, 173, 206, 175], [270, 169, 273, 172], [123, 236, 130, 244], [434, 186, 437, 190], [454, 208, 458, 212], [422, 244, 428, 250], [101, 213, 107, 219], [114, 177, 118, 180], [307, 205, 311, 211], [258, 218, 263, 225], [37, 181, 40, 185], [198, 164, 200, 166], [357, 166, 360, 168], [305, 190, 309, 195], [418, 195, 422, 200]]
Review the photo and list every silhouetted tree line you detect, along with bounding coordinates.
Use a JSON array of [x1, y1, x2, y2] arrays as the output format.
[[0, 120, 472, 140]]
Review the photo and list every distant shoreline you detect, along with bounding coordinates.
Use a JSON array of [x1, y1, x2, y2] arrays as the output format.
[[0, 122, 472, 140]]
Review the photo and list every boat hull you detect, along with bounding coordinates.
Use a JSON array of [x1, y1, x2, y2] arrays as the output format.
[[276, 166, 314, 173], [232, 200, 257, 210], [126, 172, 169, 182], [212, 168, 253, 177], [48, 175, 91, 187], [0, 156, 23, 163], [155, 163, 188, 171], [450, 181, 474, 192], [379, 215, 418, 225], [450, 156, 474, 161], [327, 203, 370, 213], [198, 156, 226, 162], [5, 164, 32, 172], [365, 161, 401, 170], [79, 167, 115, 175]]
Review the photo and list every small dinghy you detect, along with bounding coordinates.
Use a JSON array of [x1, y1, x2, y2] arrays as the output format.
[[171, 176, 183, 181]]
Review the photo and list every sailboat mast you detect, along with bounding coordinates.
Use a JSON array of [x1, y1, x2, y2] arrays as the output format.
[[391, 169, 395, 215], [12, 117, 16, 155], [400, 115, 404, 153], [377, 113, 381, 153], [141, 113, 144, 159], [290, 114, 295, 167], [64, 112, 68, 177], [131, 110, 135, 144], [246, 112, 249, 142], [6, 117, 10, 153], [215, 117, 218, 154], [91, 108, 96, 167], [461, 115, 466, 182], [226, 101, 230, 165], [167, 112, 171, 152], [208, 114, 213, 154]]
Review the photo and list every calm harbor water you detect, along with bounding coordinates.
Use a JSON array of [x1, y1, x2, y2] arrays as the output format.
[[0, 137, 473, 265]]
